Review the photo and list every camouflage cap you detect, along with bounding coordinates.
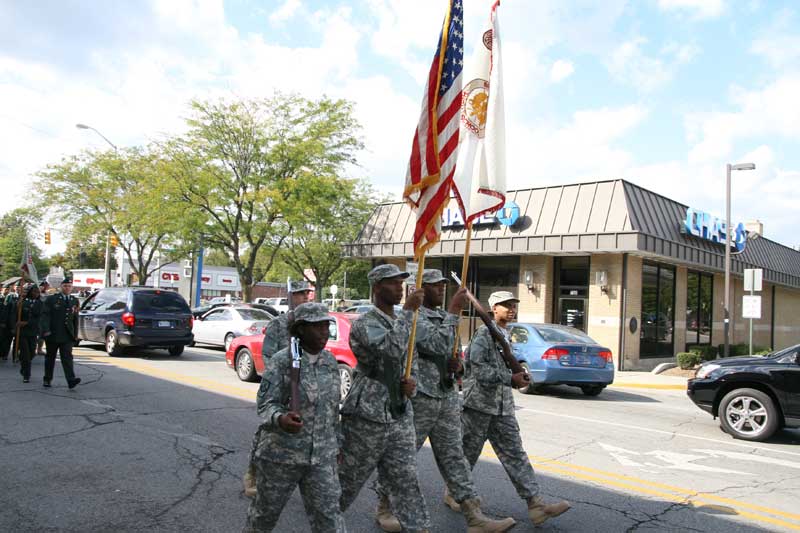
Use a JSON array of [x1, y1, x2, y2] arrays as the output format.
[[367, 264, 410, 286], [421, 269, 446, 284], [488, 291, 519, 307], [289, 280, 313, 293], [292, 302, 335, 324]]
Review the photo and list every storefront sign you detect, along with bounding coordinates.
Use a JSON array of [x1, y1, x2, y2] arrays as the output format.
[[683, 207, 746, 252], [217, 275, 238, 287], [442, 200, 520, 228], [161, 272, 180, 282]]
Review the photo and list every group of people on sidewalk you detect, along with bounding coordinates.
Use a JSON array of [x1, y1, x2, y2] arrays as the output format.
[[0, 276, 81, 389], [244, 265, 570, 532]]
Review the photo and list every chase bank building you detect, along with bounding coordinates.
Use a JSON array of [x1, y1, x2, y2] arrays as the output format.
[[346, 179, 800, 370]]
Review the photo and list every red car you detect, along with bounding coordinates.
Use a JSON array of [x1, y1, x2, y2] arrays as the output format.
[[225, 312, 359, 400]]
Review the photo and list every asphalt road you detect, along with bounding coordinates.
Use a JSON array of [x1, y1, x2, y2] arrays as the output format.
[[1, 343, 799, 532]]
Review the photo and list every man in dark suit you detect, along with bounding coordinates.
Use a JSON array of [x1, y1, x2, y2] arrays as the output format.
[[41, 276, 81, 389]]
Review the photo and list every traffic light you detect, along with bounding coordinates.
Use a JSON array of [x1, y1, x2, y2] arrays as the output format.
[[110, 234, 119, 247], [44, 229, 51, 245]]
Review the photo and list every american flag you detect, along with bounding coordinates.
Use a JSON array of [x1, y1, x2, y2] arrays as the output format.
[[403, 0, 464, 258]]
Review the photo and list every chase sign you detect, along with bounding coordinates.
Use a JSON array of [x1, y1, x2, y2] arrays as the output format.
[[442, 200, 521, 228], [683, 207, 746, 252]]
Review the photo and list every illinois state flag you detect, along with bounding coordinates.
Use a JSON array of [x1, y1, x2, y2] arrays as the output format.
[[20, 242, 38, 283], [452, 0, 506, 224]]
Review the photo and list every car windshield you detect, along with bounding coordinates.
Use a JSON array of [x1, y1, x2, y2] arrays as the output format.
[[236, 308, 272, 321], [133, 291, 190, 312], [534, 325, 595, 344]]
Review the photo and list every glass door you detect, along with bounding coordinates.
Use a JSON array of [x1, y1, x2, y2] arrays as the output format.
[[559, 298, 586, 331]]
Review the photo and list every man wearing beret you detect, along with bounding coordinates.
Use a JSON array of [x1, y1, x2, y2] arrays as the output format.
[[40, 276, 81, 389], [462, 291, 570, 527], [338, 264, 431, 533], [243, 279, 315, 498], [374, 269, 515, 532]]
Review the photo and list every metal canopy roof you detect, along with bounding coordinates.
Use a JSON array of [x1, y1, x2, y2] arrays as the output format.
[[347, 179, 800, 289]]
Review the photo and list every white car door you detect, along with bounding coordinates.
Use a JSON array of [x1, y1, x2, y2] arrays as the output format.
[[213, 309, 235, 346], [194, 309, 222, 343]]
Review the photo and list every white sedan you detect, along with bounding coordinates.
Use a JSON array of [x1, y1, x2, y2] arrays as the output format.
[[192, 306, 273, 350]]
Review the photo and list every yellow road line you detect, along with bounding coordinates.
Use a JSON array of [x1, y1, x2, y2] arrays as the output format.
[[609, 383, 686, 390]]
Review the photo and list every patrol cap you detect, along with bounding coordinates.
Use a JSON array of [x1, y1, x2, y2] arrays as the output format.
[[292, 303, 335, 325], [421, 269, 446, 284], [367, 264, 410, 286], [488, 291, 519, 308], [289, 280, 313, 293], [62, 276, 73, 284]]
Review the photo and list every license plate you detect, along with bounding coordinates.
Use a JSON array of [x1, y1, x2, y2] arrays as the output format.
[[576, 355, 591, 365], [158, 320, 171, 328]]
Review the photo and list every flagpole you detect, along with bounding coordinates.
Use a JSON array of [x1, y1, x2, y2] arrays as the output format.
[[451, 223, 472, 360], [404, 256, 426, 379]]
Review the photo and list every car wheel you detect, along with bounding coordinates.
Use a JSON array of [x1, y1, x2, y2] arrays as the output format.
[[338, 364, 354, 401], [168, 345, 184, 356], [224, 333, 235, 351], [719, 388, 779, 442], [518, 362, 539, 394], [236, 348, 257, 382], [105, 330, 123, 357], [581, 385, 605, 397]]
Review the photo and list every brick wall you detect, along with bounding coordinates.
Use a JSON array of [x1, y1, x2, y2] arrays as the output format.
[[674, 266, 688, 355], [587, 254, 623, 366], [622, 255, 642, 369], [774, 286, 800, 350], [516, 256, 553, 323]]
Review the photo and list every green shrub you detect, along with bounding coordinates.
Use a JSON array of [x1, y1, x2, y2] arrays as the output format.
[[677, 352, 702, 370], [689, 345, 717, 361], [754, 348, 772, 356]]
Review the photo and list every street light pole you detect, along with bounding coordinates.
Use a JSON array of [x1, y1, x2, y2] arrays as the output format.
[[76, 123, 118, 288], [723, 162, 756, 358]]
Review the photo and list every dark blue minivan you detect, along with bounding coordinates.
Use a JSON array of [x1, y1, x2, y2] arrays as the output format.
[[78, 288, 194, 356]]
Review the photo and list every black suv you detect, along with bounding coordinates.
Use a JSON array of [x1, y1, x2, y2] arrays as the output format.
[[78, 288, 194, 356], [687, 344, 800, 441]]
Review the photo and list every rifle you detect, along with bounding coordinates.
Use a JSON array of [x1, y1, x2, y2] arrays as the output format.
[[450, 272, 529, 380], [287, 277, 301, 414]]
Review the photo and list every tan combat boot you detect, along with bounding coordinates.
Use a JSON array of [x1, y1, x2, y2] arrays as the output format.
[[375, 494, 402, 532], [443, 487, 462, 512], [527, 496, 571, 526], [242, 463, 257, 498], [461, 498, 517, 532]]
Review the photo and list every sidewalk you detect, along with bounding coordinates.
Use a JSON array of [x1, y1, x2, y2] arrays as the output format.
[[610, 370, 689, 390]]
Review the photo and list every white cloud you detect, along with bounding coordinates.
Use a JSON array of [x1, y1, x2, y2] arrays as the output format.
[[750, 9, 800, 69], [269, 0, 301, 25], [606, 37, 699, 92], [657, 0, 725, 19], [686, 75, 800, 164], [549, 60, 574, 83]]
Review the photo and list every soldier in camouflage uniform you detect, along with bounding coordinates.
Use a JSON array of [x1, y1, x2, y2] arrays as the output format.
[[244, 303, 346, 533], [338, 264, 431, 533], [461, 291, 571, 527], [243, 280, 314, 497], [374, 269, 516, 533]]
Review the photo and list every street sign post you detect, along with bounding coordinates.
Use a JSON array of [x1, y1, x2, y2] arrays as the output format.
[[743, 269, 763, 355], [330, 284, 338, 296]]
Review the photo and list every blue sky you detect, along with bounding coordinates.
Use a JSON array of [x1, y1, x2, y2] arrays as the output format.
[[1, 0, 798, 252]]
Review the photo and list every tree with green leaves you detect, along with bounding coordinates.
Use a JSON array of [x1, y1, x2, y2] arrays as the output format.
[[35, 148, 186, 285], [280, 175, 378, 302], [47, 233, 118, 271], [164, 94, 363, 301], [0, 208, 48, 281]]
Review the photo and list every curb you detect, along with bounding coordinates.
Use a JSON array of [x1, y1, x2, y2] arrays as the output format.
[[609, 382, 687, 390]]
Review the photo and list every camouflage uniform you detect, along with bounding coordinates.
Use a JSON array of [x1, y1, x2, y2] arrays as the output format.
[[245, 304, 345, 533], [261, 313, 289, 367], [375, 302, 480, 505], [338, 304, 431, 533], [461, 324, 539, 500]]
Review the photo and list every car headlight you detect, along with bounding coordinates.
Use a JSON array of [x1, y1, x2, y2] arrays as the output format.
[[695, 363, 720, 379]]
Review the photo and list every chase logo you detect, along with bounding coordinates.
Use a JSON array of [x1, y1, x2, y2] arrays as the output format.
[[442, 200, 521, 228], [683, 207, 746, 252]]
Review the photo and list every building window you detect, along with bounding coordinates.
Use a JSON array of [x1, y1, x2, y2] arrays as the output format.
[[686, 271, 713, 346], [640, 262, 675, 358]]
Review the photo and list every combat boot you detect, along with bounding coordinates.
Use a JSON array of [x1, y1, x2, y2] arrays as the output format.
[[375, 494, 402, 532], [242, 464, 257, 498], [527, 496, 571, 526], [461, 498, 516, 532], [443, 487, 461, 512]]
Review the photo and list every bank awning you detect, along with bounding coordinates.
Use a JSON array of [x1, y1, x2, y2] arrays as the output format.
[[347, 179, 800, 289]]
